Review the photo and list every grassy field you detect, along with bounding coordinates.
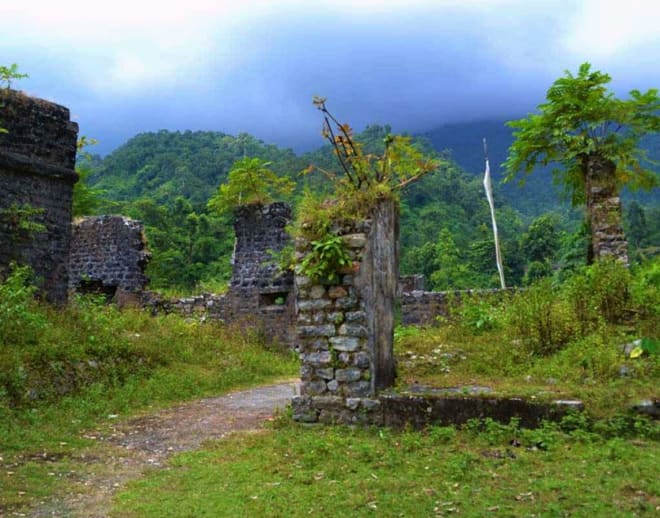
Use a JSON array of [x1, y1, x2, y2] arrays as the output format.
[[394, 323, 658, 419], [1, 259, 658, 516], [395, 258, 658, 418], [112, 418, 658, 517], [111, 259, 659, 516], [0, 282, 297, 514]]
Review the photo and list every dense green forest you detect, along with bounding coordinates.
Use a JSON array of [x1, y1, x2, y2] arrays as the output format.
[[85, 122, 660, 292]]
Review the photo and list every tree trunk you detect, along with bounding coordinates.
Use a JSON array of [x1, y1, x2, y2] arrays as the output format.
[[585, 154, 629, 265]]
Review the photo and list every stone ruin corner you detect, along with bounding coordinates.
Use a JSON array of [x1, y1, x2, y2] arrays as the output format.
[[0, 89, 79, 303]]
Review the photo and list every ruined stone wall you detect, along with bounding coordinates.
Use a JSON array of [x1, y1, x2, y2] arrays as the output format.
[[293, 200, 399, 423], [137, 203, 294, 346], [231, 202, 293, 295], [400, 288, 515, 326], [226, 202, 295, 345], [0, 90, 78, 302], [68, 216, 151, 296]]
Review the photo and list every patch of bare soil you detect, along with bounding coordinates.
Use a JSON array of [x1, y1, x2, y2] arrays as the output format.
[[28, 381, 298, 518]]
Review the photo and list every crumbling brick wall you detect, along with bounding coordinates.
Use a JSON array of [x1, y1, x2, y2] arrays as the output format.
[[0, 90, 78, 302], [68, 216, 151, 298]]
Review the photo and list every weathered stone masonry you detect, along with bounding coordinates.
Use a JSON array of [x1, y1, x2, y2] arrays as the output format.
[[0, 90, 78, 302], [219, 202, 295, 345], [69, 216, 151, 297], [144, 203, 296, 346], [586, 155, 629, 265], [292, 199, 399, 423]]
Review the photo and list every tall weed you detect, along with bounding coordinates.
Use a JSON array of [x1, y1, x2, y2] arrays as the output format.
[[630, 257, 660, 335], [0, 264, 46, 346], [505, 278, 574, 355], [563, 258, 632, 331]]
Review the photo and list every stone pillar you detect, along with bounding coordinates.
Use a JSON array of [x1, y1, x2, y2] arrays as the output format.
[[585, 154, 629, 265], [293, 199, 399, 423], [0, 90, 79, 302]]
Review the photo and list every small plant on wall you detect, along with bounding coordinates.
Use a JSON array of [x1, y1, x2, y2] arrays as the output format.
[[295, 98, 441, 282], [0, 63, 28, 134], [208, 157, 295, 214]]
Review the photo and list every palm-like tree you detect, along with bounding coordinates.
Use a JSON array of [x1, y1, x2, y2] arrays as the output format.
[[505, 63, 660, 264]]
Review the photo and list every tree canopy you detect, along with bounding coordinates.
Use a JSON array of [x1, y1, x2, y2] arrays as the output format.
[[207, 157, 295, 214], [504, 62, 660, 205]]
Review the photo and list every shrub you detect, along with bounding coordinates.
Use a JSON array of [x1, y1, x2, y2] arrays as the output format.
[[563, 258, 632, 330], [0, 264, 46, 346], [457, 297, 502, 334], [630, 256, 660, 325], [505, 278, 574, 355], [207, 157, 295, 214], [297, 233, 352, 283]]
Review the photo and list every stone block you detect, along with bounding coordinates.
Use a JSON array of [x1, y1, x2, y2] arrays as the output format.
[[291, 396, 319, 423], [328, 286, 348, 299], [338, 324, 368, 337], [338, 352, 351, 365], [342, 233, 367, 248], [345, 311, 367, 324], [297, 325, 336, 338], [335, 367, 362, 383], [329, 336, 359, 352], [301, 351, 332, 366], [301, 380, 327, 395], [300, 364, 313, 380], [297, 299, 333, 312], [346, 381, 372, 397], [355, 352, 371, 369], [334, 295, 358, 310], [316, 368, 335, 380], [309, 285, 326, 299]]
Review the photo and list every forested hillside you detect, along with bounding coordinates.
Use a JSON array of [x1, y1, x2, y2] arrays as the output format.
[[86, 124, 660, 292]]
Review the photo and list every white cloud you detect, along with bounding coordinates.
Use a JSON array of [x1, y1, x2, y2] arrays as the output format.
[[563, 0, 660, 59]]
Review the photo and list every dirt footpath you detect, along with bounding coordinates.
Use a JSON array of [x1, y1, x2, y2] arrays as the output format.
[[29, 381, 299, 518]]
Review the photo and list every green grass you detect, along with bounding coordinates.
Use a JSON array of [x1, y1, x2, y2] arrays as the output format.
[[394, 323, 658, 418], [2, 259, 659, 516], [112, 418, 659, 517], [0, 292, 297, 514], [394, 259, 659, 418]]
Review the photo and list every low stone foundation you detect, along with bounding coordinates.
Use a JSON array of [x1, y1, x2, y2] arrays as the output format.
[[292, 392, 583, 428]]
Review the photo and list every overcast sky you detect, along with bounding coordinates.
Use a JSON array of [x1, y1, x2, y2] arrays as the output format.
[[2, 0, 660, 155]]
